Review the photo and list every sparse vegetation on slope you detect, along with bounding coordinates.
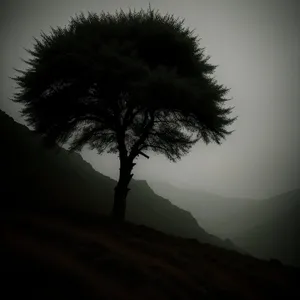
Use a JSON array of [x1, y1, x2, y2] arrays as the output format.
[[2, 210, 299, 300]]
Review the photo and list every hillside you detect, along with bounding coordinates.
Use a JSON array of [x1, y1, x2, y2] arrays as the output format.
[[2, 109, 300, 298], [2, 210, 300, 300], [0, 109, 234, 250], [149, 181, 300, 266]]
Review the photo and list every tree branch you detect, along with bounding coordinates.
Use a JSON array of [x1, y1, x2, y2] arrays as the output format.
[[139, 151, 150, 159], [124, 107, 143, 129], [129, 110, 155, 160], [140, 143, 168, 154]]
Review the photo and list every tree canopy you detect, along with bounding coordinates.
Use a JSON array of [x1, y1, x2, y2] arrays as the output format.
[[11, 7, 236, 220]]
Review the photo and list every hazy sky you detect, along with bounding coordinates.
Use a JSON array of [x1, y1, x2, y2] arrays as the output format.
[[1, 0, 299, 198]]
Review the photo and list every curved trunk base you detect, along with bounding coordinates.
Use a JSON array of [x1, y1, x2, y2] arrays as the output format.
[[111, 184, 130, 222]]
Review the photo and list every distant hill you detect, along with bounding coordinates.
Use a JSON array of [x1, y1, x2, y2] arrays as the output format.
[[231, 190, 300, 266], [149, 181, 300, 266], [0, 109, 236, 251], [148, 180, 256, 236]]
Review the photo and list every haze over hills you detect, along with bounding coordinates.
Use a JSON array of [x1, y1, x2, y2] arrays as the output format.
[[231, 189, 300, 266], [0, 109, 236, 251], [149, 181, 300, 267], [148, 180, 257, 235]]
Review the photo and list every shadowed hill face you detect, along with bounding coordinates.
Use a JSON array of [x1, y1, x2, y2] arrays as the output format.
[[0, 110, 236, 251], [127, 180, 209, 240]]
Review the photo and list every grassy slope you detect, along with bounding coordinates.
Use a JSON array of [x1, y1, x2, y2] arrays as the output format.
[[2, 210, 300, 300]]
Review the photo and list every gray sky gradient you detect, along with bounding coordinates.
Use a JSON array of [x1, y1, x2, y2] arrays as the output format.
[[1, 0, 299, 198]]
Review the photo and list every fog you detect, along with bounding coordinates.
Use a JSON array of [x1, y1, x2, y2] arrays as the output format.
[[1, 0, 299, 199]]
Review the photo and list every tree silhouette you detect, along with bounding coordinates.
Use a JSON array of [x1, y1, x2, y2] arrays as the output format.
[[11, 7, 236, 221]]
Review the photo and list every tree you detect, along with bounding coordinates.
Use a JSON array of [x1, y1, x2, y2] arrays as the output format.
[[11, 7, 236, 221]]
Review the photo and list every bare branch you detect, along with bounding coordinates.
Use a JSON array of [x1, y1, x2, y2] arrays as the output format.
[[139, 151, 150, 159]]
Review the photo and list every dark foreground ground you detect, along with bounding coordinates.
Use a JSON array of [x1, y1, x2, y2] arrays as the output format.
[[1, 209, 300, 300]]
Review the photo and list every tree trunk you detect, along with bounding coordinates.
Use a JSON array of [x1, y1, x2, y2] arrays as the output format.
[[111, 159, 135, 222]]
